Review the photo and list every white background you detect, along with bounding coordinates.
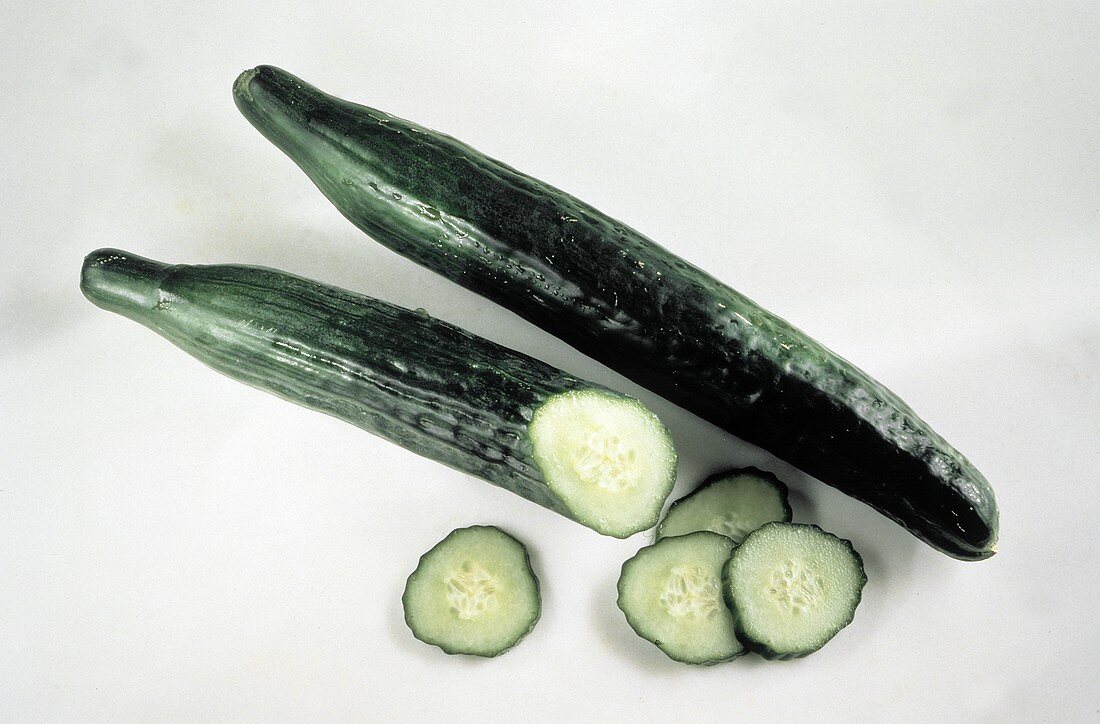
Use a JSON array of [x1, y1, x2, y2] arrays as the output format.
[[2, 2, 1098, 721]]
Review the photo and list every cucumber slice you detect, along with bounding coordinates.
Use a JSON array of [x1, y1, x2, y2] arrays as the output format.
[[616, 531, 744, 665], [656, 467, 792, 542], [722, 522, 866, 659], [402, 526, 540, 657], [528, 390, 677, 538]]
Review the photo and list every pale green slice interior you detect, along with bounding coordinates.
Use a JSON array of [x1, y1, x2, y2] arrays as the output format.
[[403, 526, 540, 657], [724, 523, 865, 657], [528, 390, 677, 538], [658, 470, 791, 542], [617, 532, 743, 664]]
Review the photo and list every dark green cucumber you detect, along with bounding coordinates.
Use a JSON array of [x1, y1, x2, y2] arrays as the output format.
[[80, 249, 677, 538], [233, 66, 999, 560], [403, 525, 540, 657]]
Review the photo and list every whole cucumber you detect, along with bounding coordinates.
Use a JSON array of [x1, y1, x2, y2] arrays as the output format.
[[233, 66, 998, 560]]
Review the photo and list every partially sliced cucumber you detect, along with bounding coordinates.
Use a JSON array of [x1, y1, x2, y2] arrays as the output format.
[[616, 531, 744, 665], [528, 389, 677, 538], [722, 522, 866, 659], [657, 467, 792, 542], [402, 526, 540, 657]]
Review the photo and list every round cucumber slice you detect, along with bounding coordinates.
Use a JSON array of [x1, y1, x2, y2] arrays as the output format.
[[402, 526, 540, 657], [657, 467, 792, 542], [722, 522, 866, 659], [616, 531, 744, 665], [528, 389, 677, 538]]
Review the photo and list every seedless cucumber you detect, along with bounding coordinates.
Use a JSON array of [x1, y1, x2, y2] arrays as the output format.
[[234, 65, 998, 560], [617, 531, 744, 665], [80, 249, 677, 538], [657, 467, 792, 542], [722, 522, 866, 659], [403, 526, 539, 657]]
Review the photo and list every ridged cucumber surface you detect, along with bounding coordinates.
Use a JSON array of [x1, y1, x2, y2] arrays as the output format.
[[233, 65, 998, 560], [80, 249, 677, 538]]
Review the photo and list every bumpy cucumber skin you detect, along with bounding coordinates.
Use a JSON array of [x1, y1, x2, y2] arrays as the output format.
[[616, 531, 745, 666], [721, 522, 867, 660], [80, 248, 665, 536], [656, 466, 793, 541], [233, 66, 998, 561], [402, 525, 540, 657]]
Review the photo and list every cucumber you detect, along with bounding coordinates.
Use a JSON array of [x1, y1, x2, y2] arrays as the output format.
[[403, 525, 540, 657], [722, 522, 866, 660], [616, 531, 744, 665], [656, 467, 792, 543], [233, 65, 999, 560], [80, 249, 677, 538]]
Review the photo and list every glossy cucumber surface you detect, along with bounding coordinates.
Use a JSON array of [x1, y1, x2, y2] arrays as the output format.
[[80, 249, 676, 537], [234, 66, 998, 560]]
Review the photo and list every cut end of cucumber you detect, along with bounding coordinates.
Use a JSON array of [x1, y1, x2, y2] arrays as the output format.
[[723, 522, 866, 660], [402, 526, 540, 657], [657, 467, 792, 542], [528, 389, 677, 538], [617, 532, 744, 665]]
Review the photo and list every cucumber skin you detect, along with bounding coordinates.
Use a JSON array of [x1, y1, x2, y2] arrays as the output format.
[[403, 525, 540, 657], [79, 248, 656, 535], [721, 522, 867, 660], [233, 66, 998, 561], [656, 466, 793, 541]]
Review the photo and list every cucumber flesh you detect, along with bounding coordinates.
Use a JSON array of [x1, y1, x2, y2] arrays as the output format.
[[657, 467, 792, 542], [617, 531, 744, 665], [529, 390, 677, 538], [403, 526, 540, 657], [722, 522, 866, 659]]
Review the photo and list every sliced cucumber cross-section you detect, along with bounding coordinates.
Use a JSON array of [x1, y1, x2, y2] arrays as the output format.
[[403, 526, 540, 657], [657, 467, 792, 542], [617, 532, 744, 665], [529, 390, 677, 538], [722, 522, 866, 659]]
